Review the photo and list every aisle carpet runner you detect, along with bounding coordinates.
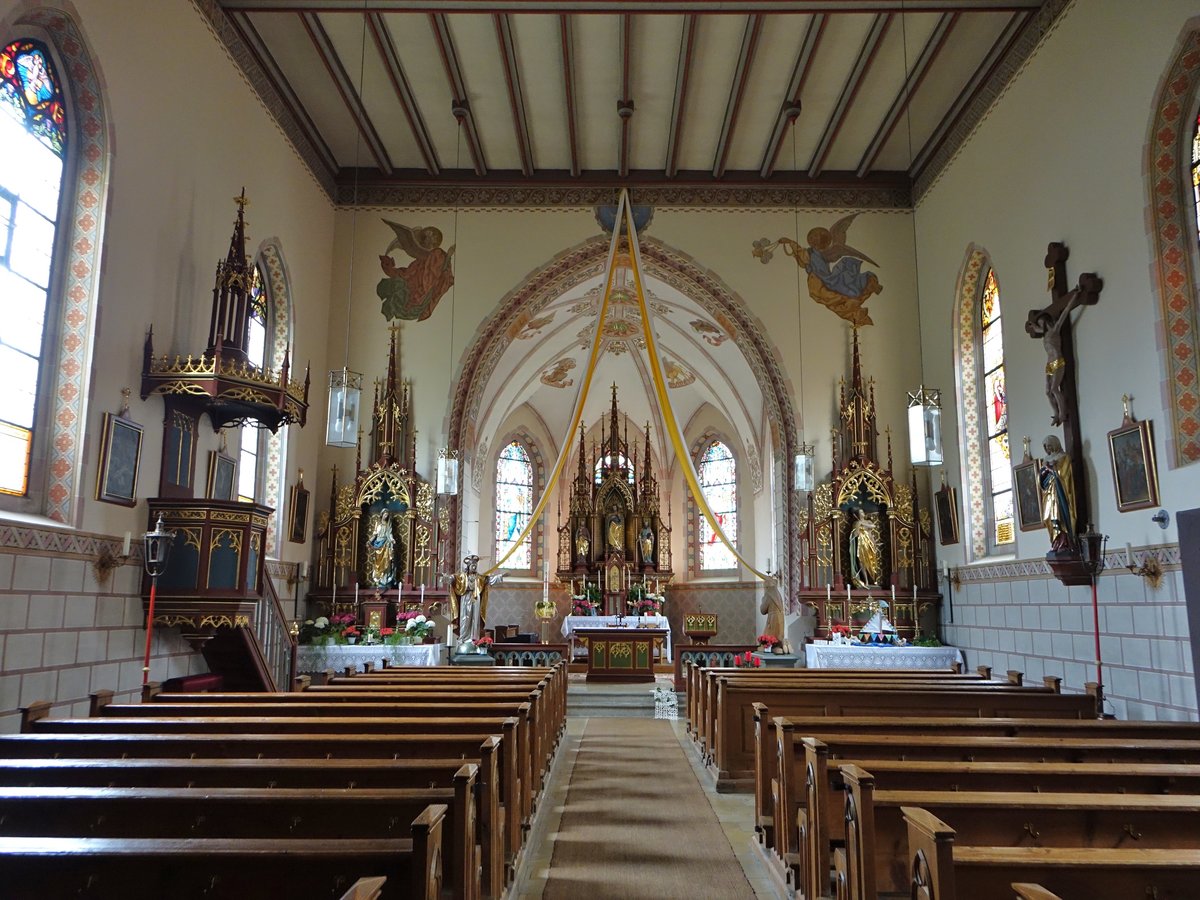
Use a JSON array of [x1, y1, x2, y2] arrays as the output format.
[[541, 718, 755, 899]]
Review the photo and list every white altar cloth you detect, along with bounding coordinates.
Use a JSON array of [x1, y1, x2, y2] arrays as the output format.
[[560, 614, 672, 660], [804, 641, 963, 671], [297, 642, 443, 673]]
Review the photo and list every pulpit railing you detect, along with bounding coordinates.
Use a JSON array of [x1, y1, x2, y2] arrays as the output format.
[[256, 571, 297, 691]]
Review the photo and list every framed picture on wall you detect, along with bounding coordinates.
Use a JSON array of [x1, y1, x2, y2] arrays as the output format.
[[288, 474, 310, 544], [95, 412, 143, 506], [934, 484, 959, 546], [1108, 413, 1159, 513], [206, 451, 237, 501], [1013, 457, 1043, 532]]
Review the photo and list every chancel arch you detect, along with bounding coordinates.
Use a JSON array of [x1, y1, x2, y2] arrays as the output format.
[[447, 233, 802, 597]]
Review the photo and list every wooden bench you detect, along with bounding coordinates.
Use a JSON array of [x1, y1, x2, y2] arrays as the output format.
[[712, 678, 1097, 789], [903, 805, 1200, 900], [838, 764, 1200, 899], [0, 774, 480, 899], [0, 828, 445, 900], [789, 731, 1200, 900]]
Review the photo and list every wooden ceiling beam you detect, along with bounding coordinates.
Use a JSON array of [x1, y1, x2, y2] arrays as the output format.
[[368, 11, 440, 175], [712, 13, 763, 178], [855, 10, 956, 177], [301, 11, 393, 175], [758, 13, 825, 178], [430, 12, 488, 174], [560, 14, 581, 177], [495, 13, 535, 177], [225, 2, 1045, 13], [806, 11, 890, 178], [230, 11, 339, 178], [665, 14, 697, 179], [618, 13, 633, 178], [910, 10, 1025, 178]]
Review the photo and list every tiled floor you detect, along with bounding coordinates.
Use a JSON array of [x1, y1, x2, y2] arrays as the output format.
[[515, 679, 776, 898]]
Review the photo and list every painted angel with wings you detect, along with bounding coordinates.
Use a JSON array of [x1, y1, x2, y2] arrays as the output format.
[[753, 212, 883, 326], [376, 220, 456, 322]]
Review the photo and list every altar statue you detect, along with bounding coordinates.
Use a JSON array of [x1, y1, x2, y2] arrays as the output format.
[[575, 525, 590, 563], [448, 554, 504, 651], [759, 572, 791, 653], [365, 508, 397, 587], [639, 523, 654, 564], [848, 508, 882, 588], [607, 513, 623, 550], [1039, 434, 1076, 550]]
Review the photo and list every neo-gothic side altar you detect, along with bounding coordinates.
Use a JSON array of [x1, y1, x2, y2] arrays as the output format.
[[795, 328, 942, 641], [556, 386, 673, 617], [307, 327, 449, 630]]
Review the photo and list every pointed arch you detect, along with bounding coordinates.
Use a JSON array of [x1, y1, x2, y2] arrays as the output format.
[[488, 428, 546, 574], [446, 235, 802, 596], [1145, 22, 1200, 467], [0, 8, 111, 523]]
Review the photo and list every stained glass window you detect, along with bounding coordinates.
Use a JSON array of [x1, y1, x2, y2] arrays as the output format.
[[697, 440, 737, 570], [1193, 111, 1200, 245], [237, 264, 269, 503], [0, 39, 65, 497], [980, 269, 1013, 548], [496, 441, 533, 569], [594, 452, 634, 484]]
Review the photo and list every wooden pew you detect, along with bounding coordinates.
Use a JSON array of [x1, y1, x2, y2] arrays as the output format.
[[0, 750, 508, 898], [0, 774, 480, 900], [790, 731, 1200, 900], [712, 677, 1097, 789], [0, 826, 445, 900], [903, 806, 1200, 900], [839, 764, 1200, 899], [0, 729, 526, 885]]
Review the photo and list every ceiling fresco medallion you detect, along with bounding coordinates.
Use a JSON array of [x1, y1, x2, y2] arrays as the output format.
[[540, 358, 576, 389]]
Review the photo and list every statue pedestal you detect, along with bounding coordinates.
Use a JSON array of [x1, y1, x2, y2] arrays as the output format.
[[1046, 548, 1093, 586], [451, 651, 496, 666], [752, 651, 799, 669]]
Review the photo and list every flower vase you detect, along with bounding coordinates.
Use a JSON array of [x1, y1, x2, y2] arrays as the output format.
[[346, 636, 357, 645]]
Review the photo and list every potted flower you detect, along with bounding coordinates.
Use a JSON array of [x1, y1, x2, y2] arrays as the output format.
[[473, 635, 494, 655], [380, 627, 397, 645], [636, 596, 661, 616], [405, 614, 435, 644], [297, 616, 330, 645], [342, 626, 361, 645], [571, 597, 597, 616], [757, 633, 781, 654]]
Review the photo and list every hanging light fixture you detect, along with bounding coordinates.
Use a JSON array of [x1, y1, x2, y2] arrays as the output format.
[[895, 2, 942, 470], [907, 385, 943, 466], [325, 6, 367, 448], [436, 106, 465, 495], [794, 442, 815, 492]]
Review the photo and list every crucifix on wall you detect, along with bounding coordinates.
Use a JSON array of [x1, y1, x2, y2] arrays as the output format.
[[1024, 242, 1102, 579]]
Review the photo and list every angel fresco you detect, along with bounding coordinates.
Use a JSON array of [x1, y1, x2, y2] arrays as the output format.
[[376, 220, 456, 322], [753, 213, 883, 326]]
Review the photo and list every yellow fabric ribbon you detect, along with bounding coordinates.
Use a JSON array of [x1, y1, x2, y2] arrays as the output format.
[[484, 192, 630, 575]]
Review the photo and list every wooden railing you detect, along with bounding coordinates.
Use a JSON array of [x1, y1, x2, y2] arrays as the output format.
[[255, 571, 297, 691]]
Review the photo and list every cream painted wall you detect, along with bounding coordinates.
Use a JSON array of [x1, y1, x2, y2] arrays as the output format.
[[914, 0, 1200, 565], [0, 0, 337, 556]]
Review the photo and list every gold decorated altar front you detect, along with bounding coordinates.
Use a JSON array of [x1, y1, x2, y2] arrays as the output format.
[[576, 627, 667, 683]]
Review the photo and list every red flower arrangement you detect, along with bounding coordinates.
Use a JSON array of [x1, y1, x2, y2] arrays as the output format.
[[473, 636, 494, 648], [757, 634, 780, 648], [732, 652, 762, 669], [379, 628, 394, 637], [830, 624, 851, 636]]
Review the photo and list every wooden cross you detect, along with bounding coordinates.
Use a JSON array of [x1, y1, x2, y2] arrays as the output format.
[[1024, 241, 1102, 539]]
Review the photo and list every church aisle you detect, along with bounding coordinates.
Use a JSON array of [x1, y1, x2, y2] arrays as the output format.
[[529, 717, 763, 899]]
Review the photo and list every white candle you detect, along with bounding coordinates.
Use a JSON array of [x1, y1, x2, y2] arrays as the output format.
[[913, 583, 917, 600], [121, 532, 131, 557], [891, 585, 896, 603], [847, 584, 852, 602], [826, 584, 831, 603], [1125, 543, 1133, 567], [420, 584, 425, 603], [355, 584, 359, 604], [942, 561, 949, 578]]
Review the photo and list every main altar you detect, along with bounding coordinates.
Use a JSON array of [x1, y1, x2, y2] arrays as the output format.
[[795, 328, 943, 640], [556, 386, 673, 616]]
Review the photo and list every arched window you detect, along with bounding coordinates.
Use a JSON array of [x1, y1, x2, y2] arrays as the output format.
[[979, 269, 1014, 550], [697, 439, 737, 570], [0, 38, 66, 498], [495, 440, 533, 569], [236, 268, 269, 504]]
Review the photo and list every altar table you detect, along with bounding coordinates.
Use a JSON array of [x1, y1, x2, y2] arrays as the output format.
[[804, 641, 963, 671], [561, 614, 671, 660], [296, 642, 443, 673], [575, 628, 668, 683]]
